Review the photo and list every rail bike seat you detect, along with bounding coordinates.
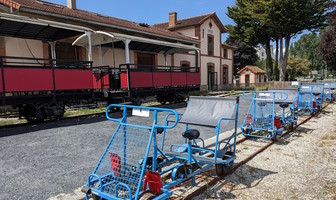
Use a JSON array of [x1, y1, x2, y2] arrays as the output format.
[[258, 102, 267, 106], [156, 128, 164, 134], [313, 92, 321, 96], [182, 129, 200, 140], [179, 96, 237, 128], [279, 103, 289, 108]]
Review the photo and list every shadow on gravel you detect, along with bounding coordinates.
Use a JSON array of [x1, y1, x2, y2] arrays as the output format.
[[206, 165, 277, 199], [0, 103, 187, 138], [277, 127, 315, 145]]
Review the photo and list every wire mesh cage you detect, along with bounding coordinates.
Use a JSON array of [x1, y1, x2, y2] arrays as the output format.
[[89, 124, 153, 199]]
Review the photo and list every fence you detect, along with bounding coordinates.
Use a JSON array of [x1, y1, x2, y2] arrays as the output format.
[[201, 82, 293, 91]]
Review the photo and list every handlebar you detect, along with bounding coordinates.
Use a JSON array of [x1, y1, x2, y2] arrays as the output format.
[[105, 104, 179, 129], [242, 90, 288, 101]]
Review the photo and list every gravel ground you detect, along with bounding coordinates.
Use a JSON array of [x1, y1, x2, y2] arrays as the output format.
[[195, 103, 336, 200], [0, 94, 285, 200]]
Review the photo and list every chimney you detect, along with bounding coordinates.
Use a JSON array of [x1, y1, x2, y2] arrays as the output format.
[[67, 0, 76, 9], [169, 12, 177, 28]]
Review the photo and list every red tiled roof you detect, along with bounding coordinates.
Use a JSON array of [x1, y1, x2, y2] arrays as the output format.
[[6, 0, 198, 43], [154, 13, 213, 29], [238, 65, 266, 74], [154, 12, 226, 33]]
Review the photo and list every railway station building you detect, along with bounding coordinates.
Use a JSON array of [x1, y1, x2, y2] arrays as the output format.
[[0, 0, 233, 90]]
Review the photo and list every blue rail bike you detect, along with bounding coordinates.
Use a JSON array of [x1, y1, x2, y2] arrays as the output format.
[[83, 96, 240, 200], [82, 105, 179, 200], [267, 88, 299, 130], [322, 82, 336, 102], [163, 96, 240, 179], [240, 91, 288, 141], [298, 83, 324, 115]]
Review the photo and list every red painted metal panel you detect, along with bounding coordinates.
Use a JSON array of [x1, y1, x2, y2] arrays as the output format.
[[120, 72, 128, 89], [4, 68, 53, 92], [0, 70, 2, 93], [129, 71, 152, 88], [187, 73, 200, 85], [93, 73, 109, 89], [172, 72, 187, 86], [54, 69, 94, 90], [153, 72, 171, 87]]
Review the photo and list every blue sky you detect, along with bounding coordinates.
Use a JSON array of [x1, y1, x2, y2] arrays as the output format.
[[48, 0, 305, 45]]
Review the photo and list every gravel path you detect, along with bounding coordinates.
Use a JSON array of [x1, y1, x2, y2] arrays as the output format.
[[0, 94, 284, 200], [195, 103, 336, 200]]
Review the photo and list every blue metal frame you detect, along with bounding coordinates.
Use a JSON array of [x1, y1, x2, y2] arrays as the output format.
[[322, 82, 336, 102], [298, 83, 324, 115], [85, 97, 240, 199], [159, 97, 240, 190], [240, 91, 289, 140], [85, 104, 179, 200]]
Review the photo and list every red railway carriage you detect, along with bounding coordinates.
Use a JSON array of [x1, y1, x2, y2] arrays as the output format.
[[1, 57, 200, 121], [0, 56, 95, 121]]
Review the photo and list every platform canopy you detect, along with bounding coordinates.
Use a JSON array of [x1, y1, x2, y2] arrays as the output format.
[[0, 12, 92, 41], [72, 31, 199, 54]]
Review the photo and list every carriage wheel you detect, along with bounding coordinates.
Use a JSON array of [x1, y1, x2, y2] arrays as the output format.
[[138, 191, 157, 200], [215, 164, 232, 177], [159, 100, 167, 105]]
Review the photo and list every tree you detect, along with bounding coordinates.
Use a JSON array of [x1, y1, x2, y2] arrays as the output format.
[[286, 56, 311, 80], [226, 37, 259, 75], [270, 0, 328, 81], [318, 2, 336, 70], [290, 33, 325, 70], [227, 0, 328, 81], [227, 0, 274, 80]]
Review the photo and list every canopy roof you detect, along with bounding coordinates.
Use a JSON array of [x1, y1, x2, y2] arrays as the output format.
[[72, 31, 199, 54], [0, 12, 92, 41]]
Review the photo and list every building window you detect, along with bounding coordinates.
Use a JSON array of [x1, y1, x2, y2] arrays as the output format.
[[261, 52, 264, 57], [137, 53, 155, 68], [202, 29, 204, 38], [180, 60, 190, 72], [208, 35, 213, 56], [222, 66, 228, 84], [223, 48, 228, 59]]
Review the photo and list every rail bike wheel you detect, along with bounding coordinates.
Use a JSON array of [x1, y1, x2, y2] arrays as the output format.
[[92, 194, 106, 200], [172, 164, 193, 181], [215, 164, 232, 177], [271, 132, 279, 142], [138, 191, 157, 200]]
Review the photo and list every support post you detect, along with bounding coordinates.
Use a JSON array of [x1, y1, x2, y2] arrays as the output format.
[[98, 44, 103, 66], [196, 50, 200, 70], [86, 31, 92, 62], [123, 39, 131, 64], [164, 53, 167, 66], [1, 57, 5, 106], [48, 41, 57, 66]]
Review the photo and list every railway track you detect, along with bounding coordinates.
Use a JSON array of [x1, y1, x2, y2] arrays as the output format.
[[173, 103, 331, 199], [0, 92, 243, 130]]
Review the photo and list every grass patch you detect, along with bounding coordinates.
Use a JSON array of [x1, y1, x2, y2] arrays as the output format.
[[63, 107, 107, 118], [189, 90, 209, 96], [0, 118, 27, 126]]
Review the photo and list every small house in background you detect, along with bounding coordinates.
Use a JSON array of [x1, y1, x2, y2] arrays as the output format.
[[238, 65, 266, 84]]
